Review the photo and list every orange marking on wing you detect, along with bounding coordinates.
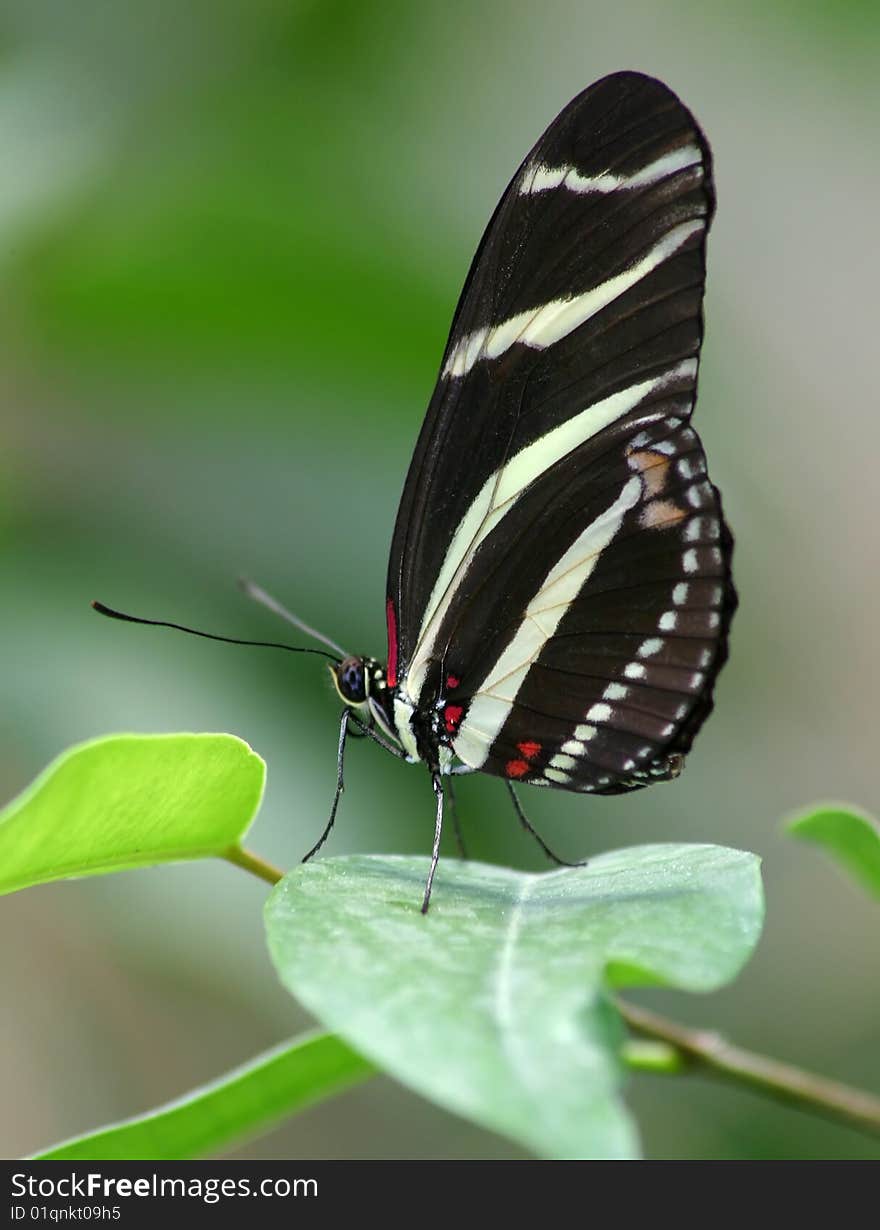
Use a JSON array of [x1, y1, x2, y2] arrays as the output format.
[[627, 448, 672, 498], [517, 740, 541, 761], [639, 498, 688, 530], [506, 759, 529, 779]]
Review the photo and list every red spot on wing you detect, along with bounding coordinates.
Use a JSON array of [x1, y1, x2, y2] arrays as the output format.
[[446, 674, 460, 690], [506, 759, 529, 779], [517, 740, 541, 761], [444, 704, 464, 734], [385, 597, 398, 688]]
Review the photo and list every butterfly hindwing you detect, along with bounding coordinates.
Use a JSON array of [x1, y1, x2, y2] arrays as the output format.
[[447, 414, 734, 792]]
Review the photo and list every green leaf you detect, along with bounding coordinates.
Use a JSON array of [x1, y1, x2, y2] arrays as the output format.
[[265, 845, 764, 1160], [787, 803, 880, 899], [0, 733, 265, 895], [32, 1032, 372, 1160]]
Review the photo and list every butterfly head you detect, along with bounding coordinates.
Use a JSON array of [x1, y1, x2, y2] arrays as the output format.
[[332, 656, 369, 705], [330, 654, 399, 748], [330, 655, 389, 707]]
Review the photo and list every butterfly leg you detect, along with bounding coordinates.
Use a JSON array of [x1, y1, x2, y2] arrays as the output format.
[[302, 707, 352, 863], [303, 708, 408, 864], [446, 774, 468, 860], [505, 780, 586, 869], [348, 712, 407, 759], [420, 772, 445, 914]]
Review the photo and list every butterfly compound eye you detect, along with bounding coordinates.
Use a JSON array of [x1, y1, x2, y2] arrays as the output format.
[[334, 656, 368, 704]]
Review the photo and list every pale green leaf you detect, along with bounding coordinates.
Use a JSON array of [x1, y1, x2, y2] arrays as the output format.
[[265, 846, 763, 1160]]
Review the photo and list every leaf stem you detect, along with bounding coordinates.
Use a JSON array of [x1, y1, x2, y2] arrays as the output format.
[[223, 844, 284, 886], [618, 999, 880, 1139]]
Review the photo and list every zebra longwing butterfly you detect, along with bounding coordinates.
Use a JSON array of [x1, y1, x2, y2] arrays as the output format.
[[329, 71, 735, 905], [95, 71, 735, 911]]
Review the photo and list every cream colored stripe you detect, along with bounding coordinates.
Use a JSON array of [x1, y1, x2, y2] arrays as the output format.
[[443, 219, 703, 380], [519, 144, 702, 197], [453, 476, 642, 769]]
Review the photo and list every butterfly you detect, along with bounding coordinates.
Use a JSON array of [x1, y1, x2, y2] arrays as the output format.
[[96, 71, 735, 911]]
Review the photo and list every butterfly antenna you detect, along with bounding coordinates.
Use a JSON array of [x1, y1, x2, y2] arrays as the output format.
[[238, 577, 349, 659], [91, 601, 341, 663]]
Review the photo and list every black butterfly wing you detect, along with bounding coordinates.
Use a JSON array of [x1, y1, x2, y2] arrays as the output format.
[[384, 71, 734, 790]]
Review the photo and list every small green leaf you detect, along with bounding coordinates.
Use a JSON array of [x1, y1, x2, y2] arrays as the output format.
[[265, 845, 763, 1160], [32, 1032, 372, 1160], [788, 803, 880, 899], [0, 733, 265, 894]]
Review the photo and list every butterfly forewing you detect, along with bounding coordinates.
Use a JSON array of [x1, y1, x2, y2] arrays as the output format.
[[385, 71, 734, 792]]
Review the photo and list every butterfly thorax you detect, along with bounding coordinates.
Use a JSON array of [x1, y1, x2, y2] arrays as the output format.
[[331, 654, 452, 768]]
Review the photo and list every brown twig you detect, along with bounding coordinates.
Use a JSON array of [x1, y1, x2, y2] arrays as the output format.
[[619, 999, 880, 1139]]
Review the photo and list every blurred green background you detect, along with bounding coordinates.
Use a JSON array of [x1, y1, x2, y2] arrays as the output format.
[[2, 0, 878, 1160]]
